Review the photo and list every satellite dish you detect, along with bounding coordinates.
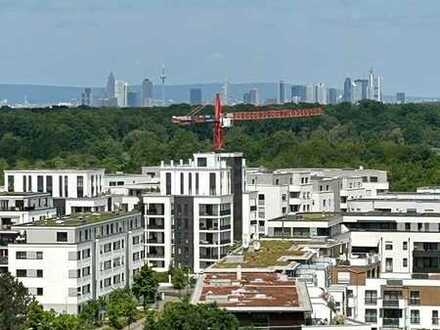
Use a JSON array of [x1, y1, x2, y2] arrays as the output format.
[[253, 240, 261, 251]]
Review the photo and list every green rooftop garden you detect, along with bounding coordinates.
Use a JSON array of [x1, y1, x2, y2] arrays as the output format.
[[20, 211, 139, 227]]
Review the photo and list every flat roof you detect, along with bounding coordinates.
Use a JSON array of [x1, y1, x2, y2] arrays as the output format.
[[196, 272, 306, 310], [0, 192, 51, 198], [216, 240, 310, 268], [5, 168, 105, 173], [15, 210, 139, 227], [269, 212, 342, 222]]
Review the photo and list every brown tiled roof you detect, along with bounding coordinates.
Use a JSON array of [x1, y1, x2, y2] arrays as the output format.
[[199, 272, 300, 308]]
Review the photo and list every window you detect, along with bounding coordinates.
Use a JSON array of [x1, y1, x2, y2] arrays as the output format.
[[197, 157, 207, 167], [77, 176, 84, 198], [56, 232, 68, 242], [113, 241, 121, 250], [82, 248, 91, 259], [16, 269, 27, 277], [23, 176, 27, 192], [180, 172, 184, 195], [7, 175, 14, 192], [433, 310, 439, 325], [46, 176, 53, 194], [166, 173, 172, 195], [82, 266, 90, 277], [195, 173, 199, 195], [410, 291, 420, 305], [385, 242, 393, 250], [405, 223, 411, 231], [410, 310, 420, 324], [37, 175, 44, 192], [403, 241, 408, 250], [104, 277, 111, 287], [385, 258, 393, 272], [133, 236, 140, 245], [64, 175, 68, 197], [16, 251, 27, 259], [365, 309, 377, 323], [370, 176, 378, 183], [189, 173, 192, 195], [59, 175, 63, 197], [337, 272, 350, 284], [365, 290, 378, 305], [347, 289, 353, 298], [103, 243, 111, 253], [403, 258, 408, 268], [37, 288, 43, 296], [103, 260, 111, 270], [209, 173, 216, 195]]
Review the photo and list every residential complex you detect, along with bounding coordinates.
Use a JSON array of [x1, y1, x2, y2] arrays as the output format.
[[3, 153, 440, 329]]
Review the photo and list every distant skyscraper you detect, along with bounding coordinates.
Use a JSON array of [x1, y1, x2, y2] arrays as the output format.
[[190, 88, 202, 105], [353, 79, 368, 103], [367, 68, 383, 102], [291, 85, 306, 103], [396, 92, 405, 104], [343, 78, 353, 103], [278, 80, 286, 104], [328, 88, 338, 105], [127, 91, 138, 107], [315, 83, 327, 105], [243, 89, 259, 105], [160, 65, 167, 106], [115, 80, 128, 107], [106, 72, 115, 98], [305, 84, 316, 103], [81, 88, 92, 106], [141, 78, 153, 107]]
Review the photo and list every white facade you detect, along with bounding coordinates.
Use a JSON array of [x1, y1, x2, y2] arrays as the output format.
[[8, 211, 144, 314], [4, 169, 105, 199], [143, 152, 253, 273], [115, 80, 128, 107]]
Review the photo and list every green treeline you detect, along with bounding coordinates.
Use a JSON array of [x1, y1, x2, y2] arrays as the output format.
[[1, 100, 440, 191]]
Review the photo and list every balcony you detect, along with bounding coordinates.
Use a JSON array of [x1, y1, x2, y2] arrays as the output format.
[[364, 298, 377, 305], [382, 318, 400, 327], [382, 299, 399, 307]]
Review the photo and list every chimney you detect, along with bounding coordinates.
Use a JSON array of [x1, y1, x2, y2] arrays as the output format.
[[237, 265, 242, 281]]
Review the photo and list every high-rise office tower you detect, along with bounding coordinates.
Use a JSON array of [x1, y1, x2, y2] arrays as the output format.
[[291, 85, 306, 103], [249, 88, 259, 105], [190, 88, 202, 105], [81, 88, 92, 106], [305, 84, 316, 103], [328, 88, 338, 105], [367, 69, 375, 100], [106, 72, 115, 99], [115, 80, 128, 107], [367, 68, 383, 102], [141, 78, 153, 107], [279, 80, 286, 104], [396, 92, 405, 104], [353, 79, 368, 103], [343, 78, 353, 103], [315, 83, 327, 105], [374, 75, 383, 102]]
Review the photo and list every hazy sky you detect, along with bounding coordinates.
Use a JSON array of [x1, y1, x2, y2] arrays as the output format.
[[0, 0, 439, 95]]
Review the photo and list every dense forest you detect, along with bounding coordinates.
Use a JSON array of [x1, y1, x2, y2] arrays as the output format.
[[1, 101, 440, 191]]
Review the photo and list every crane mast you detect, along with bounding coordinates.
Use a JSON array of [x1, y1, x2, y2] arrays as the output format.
[[171, 93, 323, 151]]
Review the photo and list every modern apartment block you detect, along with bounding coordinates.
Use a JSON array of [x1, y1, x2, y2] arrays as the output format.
[[247, 167, 389, 237], [0, 192, 57, 273], [143, 152, 256, 273], [8, 211, 144, 314], [4, 169, 109, 215]]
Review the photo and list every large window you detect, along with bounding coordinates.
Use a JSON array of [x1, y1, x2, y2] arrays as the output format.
[[56, 232, 68, 242], [166, 173, 171, 195], [365, 309, 377, 323], [365, 290, 377, 305], [7, 175, 14, 192], [37, 176, 44, 192], [409, 291, 420, 305], [77, 176, 84, 198], [59, 176, 63, 197], [410, 310, 420, 324], [23, 176, 27, 192], [64, 176, 68, 197], [46, 176, 53, 194], [385, 258, 393, 272], [195, 173, 199, 195], [433, 310, 439, 325], [209, 173, 216, 195], [180, 173, 184, 195]]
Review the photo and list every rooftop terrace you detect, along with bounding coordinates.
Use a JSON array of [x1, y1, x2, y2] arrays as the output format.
[[16, 210, 139, 227], [216, 240, 312, 269], [194, 271, 310, 311]]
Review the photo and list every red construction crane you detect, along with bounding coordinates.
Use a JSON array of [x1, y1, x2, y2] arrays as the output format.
[[172, 93, 323, 151]]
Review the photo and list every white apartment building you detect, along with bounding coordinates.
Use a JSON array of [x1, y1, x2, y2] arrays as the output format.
[[143, 152, 256, 273], [246, 167, 389, 237], [8, 211, 144, 314], [4, 169, 109, 215]]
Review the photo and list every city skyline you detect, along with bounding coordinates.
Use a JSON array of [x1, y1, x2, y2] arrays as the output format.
[[1, 0, 440, 96]]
